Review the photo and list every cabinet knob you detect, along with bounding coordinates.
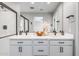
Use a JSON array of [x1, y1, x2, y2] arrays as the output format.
[[38, 42, 44, 43], [18, 46, 22, 52]]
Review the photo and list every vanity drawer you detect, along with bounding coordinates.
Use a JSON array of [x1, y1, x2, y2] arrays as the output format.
[[33, 46, 49, 56], [10, 39, 32, 45], [33, 40, 48, 46], [50, 40, 73, 45]]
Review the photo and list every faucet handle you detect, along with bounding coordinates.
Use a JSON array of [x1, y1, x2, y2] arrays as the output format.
[[60, 30, 64, 35], [25, 31, 28, 35], [61, 30, 64, 35]]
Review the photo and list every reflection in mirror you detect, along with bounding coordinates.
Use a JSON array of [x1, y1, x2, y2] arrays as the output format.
[[0, 2, 17, 38], [20, 15, 29, 35], [52, 2, 64, 35], [25, 18, 29, 33], [20, 15, 24, 32], [33, 17, 43, 32], [20, 2, 61, 35]]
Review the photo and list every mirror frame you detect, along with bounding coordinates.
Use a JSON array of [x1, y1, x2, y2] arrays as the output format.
[[20, 15, 29, 32]]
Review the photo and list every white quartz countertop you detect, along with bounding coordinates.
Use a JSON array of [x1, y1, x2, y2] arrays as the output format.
[[9, 33, 74, 40]]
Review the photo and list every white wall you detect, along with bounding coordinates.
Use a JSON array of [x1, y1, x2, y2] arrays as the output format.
[[21, 13, 53, 32]]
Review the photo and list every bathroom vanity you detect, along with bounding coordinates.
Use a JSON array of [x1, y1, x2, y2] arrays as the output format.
[[9, 33, 74, 56]]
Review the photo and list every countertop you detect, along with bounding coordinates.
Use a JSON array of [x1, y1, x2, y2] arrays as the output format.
[[9, 33, 74, 40]]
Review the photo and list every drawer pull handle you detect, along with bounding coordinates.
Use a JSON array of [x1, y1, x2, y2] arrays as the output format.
[[38, 50, 44, 52], [18, 47, 22, 52], [38, 42, 44, 43], [60, 47, 63, 53], [59, 42, 64, 44], [17, 42, 23, 44]]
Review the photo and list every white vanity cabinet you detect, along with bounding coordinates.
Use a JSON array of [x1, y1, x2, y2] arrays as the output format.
[[9, 38, 74, 56], [50, 40, 73, 56], [10, 39, 32, 56], [10, 45, 21, 56], [33, 40, 49, 56]]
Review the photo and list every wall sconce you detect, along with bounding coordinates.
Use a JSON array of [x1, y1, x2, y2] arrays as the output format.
[[66, 15, 75, 23], [66, 15, 74, 18]]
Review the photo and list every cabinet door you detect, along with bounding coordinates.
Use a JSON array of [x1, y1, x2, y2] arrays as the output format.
[[21, 46, 32, 56], [10, 46, 21, 56], [50, 46, 73, 56], [0, 38, 9, 56]]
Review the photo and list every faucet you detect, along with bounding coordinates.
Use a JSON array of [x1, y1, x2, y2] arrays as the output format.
[[19, 31, 23, 35], [53, 30, 57, 35], [25, 31, 29, 35]]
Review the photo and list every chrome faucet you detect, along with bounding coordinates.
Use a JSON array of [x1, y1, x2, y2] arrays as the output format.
[[53, 30, 57, 35], [19, 31, 23, 35]]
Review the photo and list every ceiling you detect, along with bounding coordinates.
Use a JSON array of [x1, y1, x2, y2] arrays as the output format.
[[8, 2, 60, 13]]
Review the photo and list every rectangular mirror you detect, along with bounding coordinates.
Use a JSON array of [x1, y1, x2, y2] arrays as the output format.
[[20, 15, 29, 33], [0, 2, 17, 38]]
